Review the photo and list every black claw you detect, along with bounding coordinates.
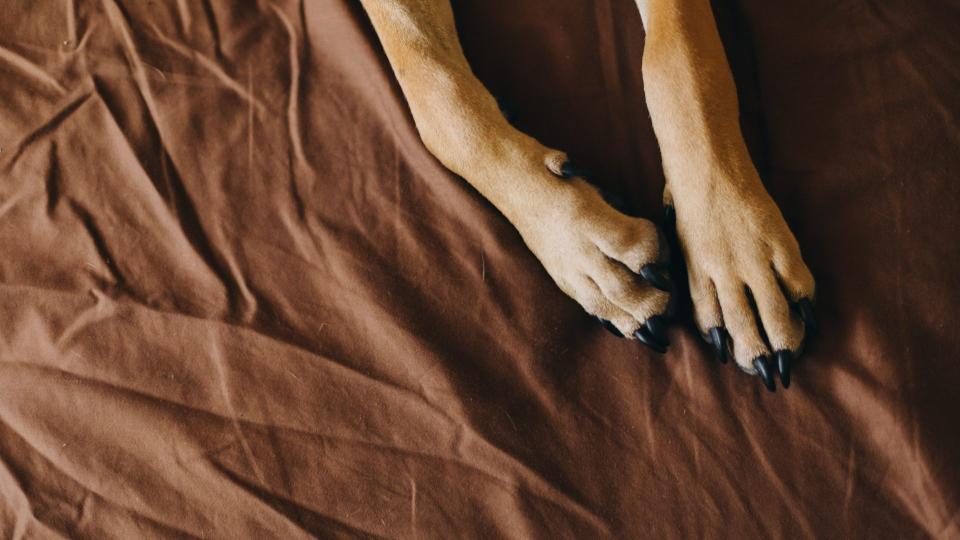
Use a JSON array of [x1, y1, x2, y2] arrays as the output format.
[[559, 161, 592, 180], [664, 205, 675, 225], [640, 264, 673, 292], [708, 327, 728, 364], [597, 318, 624, 338], [634, 327, 667, 354], [753, 356, 776, 392], [797, 298, 817, 335], [644, 316, 669, 346], [663, 206, 677, 239], [775, 350, 793, 389]]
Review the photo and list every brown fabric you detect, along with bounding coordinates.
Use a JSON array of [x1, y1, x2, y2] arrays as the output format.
[[1, 0, 958, 537]]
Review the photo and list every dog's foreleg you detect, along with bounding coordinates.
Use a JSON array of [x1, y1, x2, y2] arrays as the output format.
[[360, 0, 674, 348], [635, 0, 752, 193], [635, 0, 816, 389], [359, 0, 536, 210]]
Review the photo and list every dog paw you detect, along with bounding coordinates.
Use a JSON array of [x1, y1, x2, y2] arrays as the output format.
[[670, 170, 815, 390], [515, 162, 673, 352]]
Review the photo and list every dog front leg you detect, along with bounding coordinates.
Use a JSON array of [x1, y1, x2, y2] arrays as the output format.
[[360, 0, 674, 350], [635, 0, 817, 389]]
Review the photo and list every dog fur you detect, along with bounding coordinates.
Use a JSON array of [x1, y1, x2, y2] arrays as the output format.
[[358, 0, 815, 390]]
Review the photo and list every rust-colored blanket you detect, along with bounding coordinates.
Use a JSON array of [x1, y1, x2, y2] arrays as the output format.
[[1, 0, 958, 537]]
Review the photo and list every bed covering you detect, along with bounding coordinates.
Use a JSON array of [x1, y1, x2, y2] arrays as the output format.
[[1, 0, 958, 537]]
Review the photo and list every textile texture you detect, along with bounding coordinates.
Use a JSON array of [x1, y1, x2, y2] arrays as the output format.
[[0, 0, 958, 537]]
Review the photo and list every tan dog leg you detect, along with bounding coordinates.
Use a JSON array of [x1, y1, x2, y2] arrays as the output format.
[[359, 0, 673, 350], [636, 0, 816, 390]]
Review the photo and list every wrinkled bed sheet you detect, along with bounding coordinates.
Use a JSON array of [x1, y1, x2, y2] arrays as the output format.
[[1, 0, 959, 537]]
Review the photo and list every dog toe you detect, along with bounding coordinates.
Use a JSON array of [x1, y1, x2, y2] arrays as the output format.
[[589, 253, 671, 352]]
